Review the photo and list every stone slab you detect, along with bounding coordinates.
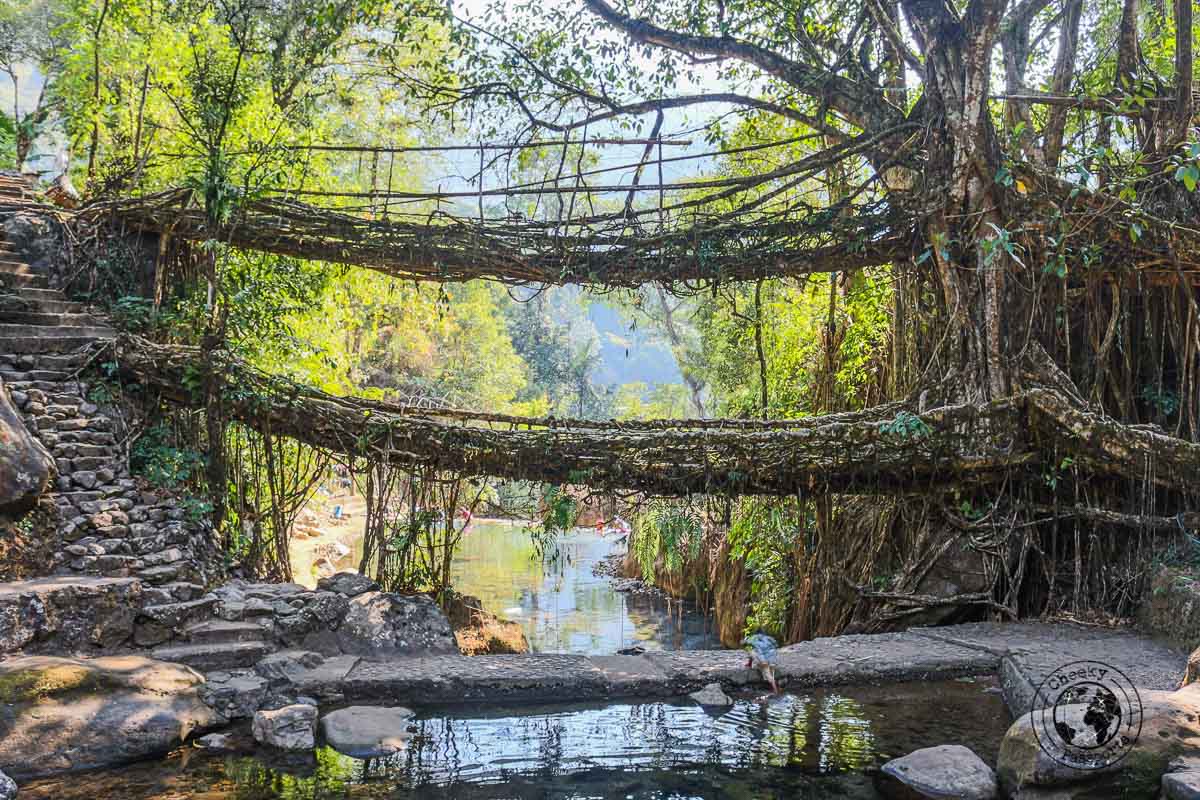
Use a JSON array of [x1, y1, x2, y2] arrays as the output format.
[[344, 654, 609, 704], [999, 635, 1186, 716], [588, 654, 672, 697], [776, 630, 999, 687], [260, 620, 1186, 715], [643, 649, 759, 689], [912, 620, 1141, 655], [288, 654, 361, 700]]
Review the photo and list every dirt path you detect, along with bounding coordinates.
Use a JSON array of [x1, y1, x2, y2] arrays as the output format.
[[289, 492, 368, 588]]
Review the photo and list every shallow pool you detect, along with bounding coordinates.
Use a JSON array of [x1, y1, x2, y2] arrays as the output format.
[[20, 678, 1010, 799]]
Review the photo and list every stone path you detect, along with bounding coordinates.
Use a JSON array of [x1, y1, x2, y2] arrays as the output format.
[[0, 575, 1187, 723], [0, 181, 218, 586], [280, 620, 1187, 717]]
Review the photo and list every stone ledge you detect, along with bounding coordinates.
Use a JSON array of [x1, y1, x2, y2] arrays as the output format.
[[313, 621, 1187, 714]]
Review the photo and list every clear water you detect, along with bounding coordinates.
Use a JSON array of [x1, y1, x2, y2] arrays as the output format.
[[444, 521, 719, 653], [19, 678, 1010, 799]]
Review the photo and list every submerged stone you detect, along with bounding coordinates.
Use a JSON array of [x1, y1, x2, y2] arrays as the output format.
[[877, 744, 997, 800], [195, 732, 237, 752], [688, 682, 733, 707], [320, 706, 414, 758]]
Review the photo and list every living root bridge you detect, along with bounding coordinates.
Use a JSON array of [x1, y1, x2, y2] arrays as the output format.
[[114, 336, 1200, 498], [87, 188, 908, 287]]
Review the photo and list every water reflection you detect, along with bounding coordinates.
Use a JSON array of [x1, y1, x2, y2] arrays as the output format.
[[445, 522, 719, 653], [20, 679, 1009, 800]]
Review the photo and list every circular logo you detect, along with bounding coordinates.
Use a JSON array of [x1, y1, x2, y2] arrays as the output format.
[[1031, 660, 1142, 771]]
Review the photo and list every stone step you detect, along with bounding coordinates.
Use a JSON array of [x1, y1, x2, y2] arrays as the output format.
[[0, 259, 34, 273], [0, 350, 92, 370], [0, 335, 110, 354], [150, 641, 273, 672], [0, 272, 48, 289], [0, 368, 71, 382], [0, 311, 103, 327], [140, 596, 218, 628], [0, 323, 114, 338], [11, 286, 70, 303], [6, 380, 90, 396], [7, 296, 86, 315], [184, 619, 269, 646]]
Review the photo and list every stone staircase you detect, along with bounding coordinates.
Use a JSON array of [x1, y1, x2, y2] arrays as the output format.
[[0, 176, 217, 589]]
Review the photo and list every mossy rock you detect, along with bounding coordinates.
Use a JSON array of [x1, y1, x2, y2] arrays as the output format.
[[998, 685, 1200, 799], [0, 655, 220, 780]]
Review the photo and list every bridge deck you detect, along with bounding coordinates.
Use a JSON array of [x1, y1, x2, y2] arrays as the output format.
[[283, 621, 1186, 717]]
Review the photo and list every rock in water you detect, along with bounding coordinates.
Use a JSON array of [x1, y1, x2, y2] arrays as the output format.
[[335, 591, 458, 657], [195, 733, 237, 752], [689, 682, 733, 707], [0, 377, 54, 516], [1164, 772, 1200, 800], [998, 684, 1200, 798], [320, 706, 414, 757], [877, 745, 997, 799], [0, 655, 222, 780], [317, 572, 378, 598], [252, 704, 317, 750], [0, 769, 15, 800]]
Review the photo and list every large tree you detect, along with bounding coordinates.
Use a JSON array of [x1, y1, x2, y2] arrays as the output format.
[[99, 0, 1200, 622]]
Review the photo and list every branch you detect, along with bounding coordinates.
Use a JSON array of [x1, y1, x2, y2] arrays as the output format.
[[581, 0, 899, 131]]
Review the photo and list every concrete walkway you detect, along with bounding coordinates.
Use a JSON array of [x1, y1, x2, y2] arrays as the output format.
[[283, 620, 1186, 717]]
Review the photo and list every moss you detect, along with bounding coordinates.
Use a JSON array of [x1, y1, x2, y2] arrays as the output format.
[[0, 664, 108, 705]]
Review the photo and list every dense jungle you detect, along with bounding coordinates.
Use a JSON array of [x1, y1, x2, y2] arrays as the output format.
[[1, 0, 1198, 651]]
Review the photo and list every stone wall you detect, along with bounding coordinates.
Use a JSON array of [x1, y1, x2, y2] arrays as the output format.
[[0, 350, 221, 586]]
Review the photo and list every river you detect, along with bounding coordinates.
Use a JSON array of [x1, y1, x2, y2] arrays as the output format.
[[446, 520, 720, 653]]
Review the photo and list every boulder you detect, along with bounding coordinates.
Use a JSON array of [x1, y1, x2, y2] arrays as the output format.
[[0, 769, 13, 800], [688, 682, 733, 707], [997, 685, 1200, 798], [319, 706, 414, 758], [335, 591, 457, 657], [317, 572, 378, 598], [252, 704, 317, 750], [306, 591, 350, 623], [200, 671, 270, 719], [0, 377, 54, 517], [1165, 772, 1200, 800], [877, 745, 998, 800], [0, 576, 142, 654], [0, 655, 222, 779]]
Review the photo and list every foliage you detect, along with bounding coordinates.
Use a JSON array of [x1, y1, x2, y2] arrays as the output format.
[[0, 110, 15, 168], [527, 484, 578, 569], [130, 422, 204, 488], [727, 499, 807, 639], [631, 501, 703, 583]]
